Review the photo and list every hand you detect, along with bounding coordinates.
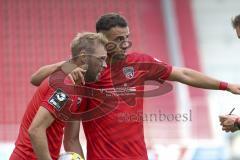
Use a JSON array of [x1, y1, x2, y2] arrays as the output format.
[[227, 83, 240, 94], [61, 62, 87, 85], [219, 115, 239, 132], [68, 67, 86, 85]]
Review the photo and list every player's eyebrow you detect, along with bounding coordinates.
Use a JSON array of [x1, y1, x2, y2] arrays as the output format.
[[113, 36, 124, 41], [113, 34, 130, 41]]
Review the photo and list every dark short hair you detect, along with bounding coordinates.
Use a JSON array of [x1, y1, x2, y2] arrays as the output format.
[[232, 14, 240, 28], [96, 13, 128, 33]]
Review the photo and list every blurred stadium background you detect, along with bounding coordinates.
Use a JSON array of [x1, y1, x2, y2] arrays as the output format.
[[1, 0, 240, 159]]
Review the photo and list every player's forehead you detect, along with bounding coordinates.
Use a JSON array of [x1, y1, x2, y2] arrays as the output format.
[[104, 26, 130, 40], [92, 44, 107, 58]]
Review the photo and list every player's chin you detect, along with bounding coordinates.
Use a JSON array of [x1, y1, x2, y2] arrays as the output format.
[[108, 51, 126, 60], [112, 53, 126, 60], [94, 73, 101, 81], [85, 72, 99, 83], [93, 72, 102, 82]]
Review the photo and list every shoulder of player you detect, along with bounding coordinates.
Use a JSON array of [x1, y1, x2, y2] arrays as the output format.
[[38, 78, 70, 99], [35, 78, 51, 93], [126, 52, 155, 62]]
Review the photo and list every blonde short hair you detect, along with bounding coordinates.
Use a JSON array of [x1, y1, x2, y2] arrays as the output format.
[[71, 32, 108, 58]]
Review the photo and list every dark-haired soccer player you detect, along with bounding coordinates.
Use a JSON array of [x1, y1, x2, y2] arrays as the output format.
[[31, 13, 240, 160]]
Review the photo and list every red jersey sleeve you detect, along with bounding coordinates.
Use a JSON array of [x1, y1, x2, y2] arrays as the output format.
[[40, 81, 70, 119], [142, 54, 172, 80]]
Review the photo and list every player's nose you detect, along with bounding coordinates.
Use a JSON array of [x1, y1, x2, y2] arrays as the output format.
[[102, 60, 107, 68]]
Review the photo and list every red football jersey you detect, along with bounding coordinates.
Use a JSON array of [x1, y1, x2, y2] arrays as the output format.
[[10, 77, 78, 160], [82, 52, 172, 160]]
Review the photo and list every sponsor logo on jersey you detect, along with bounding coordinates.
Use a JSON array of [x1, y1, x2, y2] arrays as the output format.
[[48, 89, 69, 110]]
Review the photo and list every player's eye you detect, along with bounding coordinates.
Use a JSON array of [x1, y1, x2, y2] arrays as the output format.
[[114, 37, 124, 42]]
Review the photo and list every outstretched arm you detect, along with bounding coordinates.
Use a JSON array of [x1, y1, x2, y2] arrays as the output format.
[[30, 61, 65, 86], [168, 67, 240, 94], [31, 61, 86, 86]]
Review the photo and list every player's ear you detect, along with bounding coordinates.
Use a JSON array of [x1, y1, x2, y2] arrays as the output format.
[[81, 51, 90, 61], [75, 52, 87, 66]]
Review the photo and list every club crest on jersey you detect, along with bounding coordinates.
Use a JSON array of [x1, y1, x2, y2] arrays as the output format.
[[123, 66, 134, 79], [48, 89, 69, 111]]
